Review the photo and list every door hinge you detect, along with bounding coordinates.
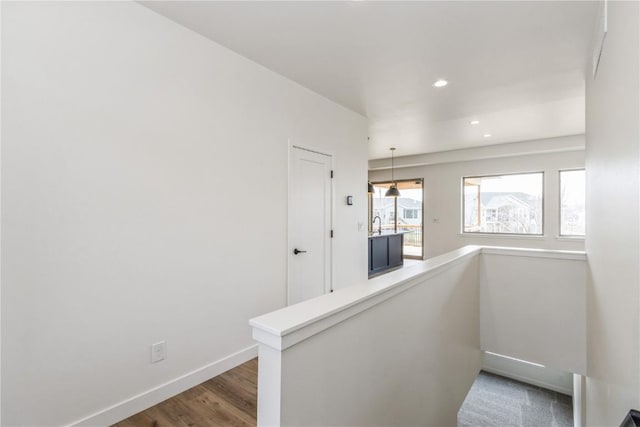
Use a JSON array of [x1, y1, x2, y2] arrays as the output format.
[[330, 170, 334, 178], [330, 229, 334, 238]]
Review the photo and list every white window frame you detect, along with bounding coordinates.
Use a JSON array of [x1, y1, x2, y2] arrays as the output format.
[[404, 209, 419, 219], [558, 168, 586, 238], [461, 171, 545, 237]]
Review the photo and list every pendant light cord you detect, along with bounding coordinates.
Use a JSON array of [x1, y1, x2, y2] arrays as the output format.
[[390, 147, 396, 186], [384, 148, 400, 198], [391, 150, 394, 183]]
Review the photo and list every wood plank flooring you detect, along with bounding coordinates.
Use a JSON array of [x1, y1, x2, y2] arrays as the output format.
[[112, 358, 258, 427]]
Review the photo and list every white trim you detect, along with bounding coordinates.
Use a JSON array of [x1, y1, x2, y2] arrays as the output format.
[[556, 235, 585, 242], [291, 143, 335, 160], [573, 374, 586, 427], [481, 246, 587, 261], [329, 154, 335, 294], [482, 366, 573, 396], [482, 351, 574, 396], [0, 5, 2, 426], [484, 351, 545, 368], [460, 232, 546, 240], [558, 168, 586, 241], [291, 145, 331, 157], [0, 2, 3, 423], [591, 0, 608, 79], [67, 345, 258, 427]]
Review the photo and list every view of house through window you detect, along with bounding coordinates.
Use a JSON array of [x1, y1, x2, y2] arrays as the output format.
[[463, 172, 543, 235], [370, 179, 423, 259], [560, 169, 586, 236]]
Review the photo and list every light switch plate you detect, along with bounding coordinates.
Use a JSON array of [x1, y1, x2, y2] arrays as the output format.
[[151, 341, 166, 363]]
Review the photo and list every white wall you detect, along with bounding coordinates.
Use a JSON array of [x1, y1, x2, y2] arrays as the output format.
[[252, 247, 483, 426], [369, 141, 585, 258], [584, 1, 640, 425], [1, 2, 367, 425], [251, 246, 587, 426], [281, 260, 480, 426], [480, 249, 587, 376]]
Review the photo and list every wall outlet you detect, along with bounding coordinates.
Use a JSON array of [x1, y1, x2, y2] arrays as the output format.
[[151, 341, 166, 363]]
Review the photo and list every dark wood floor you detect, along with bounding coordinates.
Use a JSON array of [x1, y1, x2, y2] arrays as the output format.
[[112, 358, 258, 427]]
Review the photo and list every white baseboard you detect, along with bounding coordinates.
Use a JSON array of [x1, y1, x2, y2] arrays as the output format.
[[69, 345, 258, 427], [482, 351, 573, 396]]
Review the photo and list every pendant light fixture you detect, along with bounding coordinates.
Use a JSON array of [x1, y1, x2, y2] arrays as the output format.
[[385, 147, 400, 197]]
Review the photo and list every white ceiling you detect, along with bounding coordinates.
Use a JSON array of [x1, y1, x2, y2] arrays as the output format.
[[141, 1, 598, 160]]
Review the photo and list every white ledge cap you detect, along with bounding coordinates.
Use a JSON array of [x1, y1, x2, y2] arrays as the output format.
[[481, 246, 587, 260], [249, 245, 586, 350]]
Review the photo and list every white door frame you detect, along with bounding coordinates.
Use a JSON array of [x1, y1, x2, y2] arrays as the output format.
[[287, 143, 334, 306]]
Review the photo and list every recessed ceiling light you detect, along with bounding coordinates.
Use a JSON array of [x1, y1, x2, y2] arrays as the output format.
[[433, 79, 448, 88], [483, 133, 492, 138], [470, 120, 480, 125]]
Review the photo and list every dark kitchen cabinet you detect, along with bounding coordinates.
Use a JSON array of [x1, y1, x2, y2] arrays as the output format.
[[368, 233, 404, 278]]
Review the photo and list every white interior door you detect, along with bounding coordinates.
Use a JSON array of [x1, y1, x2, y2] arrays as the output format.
[[288, 146, 332, 305]]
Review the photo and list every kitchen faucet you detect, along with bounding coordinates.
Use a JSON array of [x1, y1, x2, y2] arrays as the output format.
[[372, 216, 382, 234]]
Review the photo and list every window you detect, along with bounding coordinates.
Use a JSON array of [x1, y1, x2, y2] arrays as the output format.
[[463, 172, 543, 235], [404, 209, 419, 219], [560, 169, 585, 237], [369, 179, 424, 258]]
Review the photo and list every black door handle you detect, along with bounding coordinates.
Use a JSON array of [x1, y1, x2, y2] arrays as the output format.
[[293, 248, 307, 255]]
